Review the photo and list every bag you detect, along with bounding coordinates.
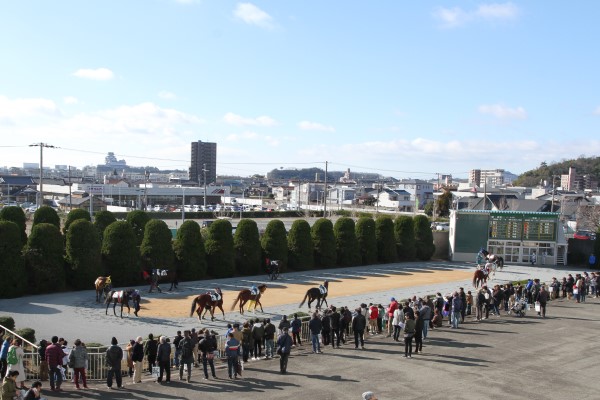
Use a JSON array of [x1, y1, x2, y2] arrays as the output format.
[[535, 302, 541, 312], [276, 347, 282, 356], [7, 347, 18, 365], [151, 366, 159, 378]]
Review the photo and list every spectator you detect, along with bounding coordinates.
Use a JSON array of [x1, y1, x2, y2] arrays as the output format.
[[341, 306, 352, 344], [432, 308, 443, 328], [199, 329, 217, 380], [352, 308, 367, 350], [190, 329, 199, 367], [451, 292, 462, 328], [377, 304, 385, 333], [36, 340, 48, 382], [392, 304, 404, 342], [276, 327, 293, 374], [0, 336, 11, 379], [45, 336, 65, 392], [105, 337, 123, 389], [156, 336, 171, 384], [144, 333, 158, 373], [131, 336, 144, 384], [368, 303, 378, 334], [1, 370, 19, 400], [537, 286, 549, 318], [251, 319, 265, 359], [172, 331, 183, 370], [125, 340, 135, 378], [23, 380, 43, 400], [241, 322, 252, 363], [466, 291, 473, 316], [264, 318, 276, 359], [321, 311, 331, 346], [178, 330, 194, 383], [68, 339, 88, 390], [278, 315, 291, 335], [459, 288, 467, 323], [290, 314, 302, 346], [419, 301, 431, 339], [403, 314, 416, 358], [330, 307, 342, 348], [414, 310, 423, 354], [308, 312, 323, 354], [386, 297, 399, 337], [224, 332, 241, 380]]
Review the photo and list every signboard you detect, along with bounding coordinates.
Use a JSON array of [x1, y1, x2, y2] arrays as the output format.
[[488, 213, 557, 242], [489, 213, 522, 240], [87, 185, 104, 195], [522, 215, 557, 241]]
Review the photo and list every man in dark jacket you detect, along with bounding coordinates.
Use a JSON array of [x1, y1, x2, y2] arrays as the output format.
[[276, 327, 293, 374], [330, 306, 341, 348], [198, 329, 217, 379], [45, 336, 66, 391], [264, 319, 277, 359], [172, 331, 183, 369], [132, 337, 144, 384], [144, 333, 158, 373], [308, 312, 323, 353], [106, 337, 124, 389], [459, 288, 467, 323], [156, 336, 171, 383], [251, 320, 265, 359], [178, 330, 194, 382], [352, 309, 367, 350], [290, 314, 302, 346]]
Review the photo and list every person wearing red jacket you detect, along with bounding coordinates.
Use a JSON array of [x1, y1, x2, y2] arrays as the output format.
[[386, 298, 399, 337], [45, 336, 66, 392], [368, 304, 379, 334]]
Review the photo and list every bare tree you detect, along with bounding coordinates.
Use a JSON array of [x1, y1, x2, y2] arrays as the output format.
[[576, 205, 600, 231]]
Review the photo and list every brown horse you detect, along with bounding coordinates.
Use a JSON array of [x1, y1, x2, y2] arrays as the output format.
[[230, 284, 267, 315], [473, 269, 489, 288], [143, 269, 178, 293], [95, 276, 112, 302], [190, 288, 225, 322], [299, 280, 329, 310]]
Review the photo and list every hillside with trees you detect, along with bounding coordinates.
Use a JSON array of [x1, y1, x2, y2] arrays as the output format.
[[514, 156, 600, 187]]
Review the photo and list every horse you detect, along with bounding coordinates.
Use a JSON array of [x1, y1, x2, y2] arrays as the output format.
[[190, 288, 225, 322], [95, 276, 113, 303], [472, 269, 489, 289], [488, 255, 504, 271], [143, 269, 178, 293], [105, 288, 141, 318], [230, 284, 267, 315], [299, 280, 329, 310]]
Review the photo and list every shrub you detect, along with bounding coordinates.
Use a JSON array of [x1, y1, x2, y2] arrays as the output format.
[[375, 216, 396, 263], [140, 220, 174, 271], [0, 221, 27, 298], [24, 223, 65, 293], [356, 217, 377, 265], [126, 210, 150, 246], [205, 219, 235, 278], [32, 206, 60, 229], [173, 220, 207, 281], [395, 215, 416, 261], [102, 221, 140, 286], [0, 206, 27, 245], [414, 214, 435, 260], [287, 220, 314, 270], [93, 211, 117, 244], [234, 219, 262, 275], [63, 209, 91, 236], [261, 220, 288, 272], [0, 316, 15, 331], [311, 218, 336, 268], [334, 217, 360, 267], [15, 328, 35, 344], [65, 219, 102, 290]]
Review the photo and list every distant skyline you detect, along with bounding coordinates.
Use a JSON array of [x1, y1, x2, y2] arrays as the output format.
[[1, 1, 599, 180]]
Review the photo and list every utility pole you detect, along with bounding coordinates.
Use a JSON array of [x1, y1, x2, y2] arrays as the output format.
[[144, 170, 149, 211], [202, 163, 208, 208], [29, 143, 56, 207], [551, 175, 557, 212], [324, 161, 328, 217], [68, 166, 72, 212]]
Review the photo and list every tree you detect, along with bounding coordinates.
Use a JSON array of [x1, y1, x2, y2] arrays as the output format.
[[173, 220, 207, 281], [233, 219, 262, 275], [205, 219, 235, 278], [126, 210, 151, 246], [414, 214, 435, 260], [435, 190, 452, 218], [287, 220, 314, 270], [63, 209, 91, 236], [355, 217, 377, 265], [0, 206, 27, 245], [311, 218, 336, 268], [261, 220, 288, 272], [0, 221, 27, 298], [423, 201, 434, 217], [395, 215, 416, 261], [375, 216, 396, 263], [140, 219, 174, 272], [102, 221, 140, 286], [32, 206, 60, 230], [24, 223, 65, 293], [65, 219, 102, 290], [333, 217, 360, 267], [93, 210, 117, 244]]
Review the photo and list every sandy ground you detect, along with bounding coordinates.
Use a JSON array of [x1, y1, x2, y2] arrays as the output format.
[[144, 268, 474, 318]]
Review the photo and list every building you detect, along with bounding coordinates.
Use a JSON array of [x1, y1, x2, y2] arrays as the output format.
[[393, 179, 433, 209], [189, 141, 217, 186], [469, 169, 510, 187]]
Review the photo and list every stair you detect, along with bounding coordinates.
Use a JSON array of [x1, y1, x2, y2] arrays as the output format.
[[556, 250, 565, 265]]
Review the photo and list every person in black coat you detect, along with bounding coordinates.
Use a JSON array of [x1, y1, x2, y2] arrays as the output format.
[[106, 337, 123, 389]]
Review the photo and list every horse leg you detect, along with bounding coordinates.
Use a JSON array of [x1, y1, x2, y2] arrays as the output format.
[[106, 302, 110, 315], [219, 305, 225, 319], [322, 297, 328, 309], [257, 300, 264, 313], [239, 299, 246, 315]]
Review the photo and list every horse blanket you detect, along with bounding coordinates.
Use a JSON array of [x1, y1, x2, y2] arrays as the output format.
[[319, 285, 327, 295], [112, 290, 124, 301], [210, 292, 222, 301], [250, 286, 259, 296]]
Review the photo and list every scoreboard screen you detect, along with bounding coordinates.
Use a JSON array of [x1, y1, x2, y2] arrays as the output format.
[[488, 213, 556, 241]]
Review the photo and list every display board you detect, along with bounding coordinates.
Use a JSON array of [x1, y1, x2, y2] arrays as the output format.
[[522, 215, 557, 241], [488, 212, 556, 241]]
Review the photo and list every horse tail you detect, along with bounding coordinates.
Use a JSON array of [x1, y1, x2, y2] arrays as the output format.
[[472, 273, 477, 288], [299, 291, 309, 308], [190, 297, 199, 317], [230, 293, 241, 311]]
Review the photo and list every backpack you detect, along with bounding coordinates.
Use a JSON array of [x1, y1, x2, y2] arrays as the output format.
[[7, 347, 17, 365]]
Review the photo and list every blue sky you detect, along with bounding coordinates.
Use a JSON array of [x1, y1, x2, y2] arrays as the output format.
[[1, 1, 599, 180]]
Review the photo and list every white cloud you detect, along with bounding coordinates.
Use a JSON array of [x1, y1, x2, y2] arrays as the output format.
[[223, 112, 277, 127], [434, 2, 519, 28], [63, 96, 79, 105], [226, 131, 259, 141], [593, 106, 600, 115], [233, 3, 274, 29], [72, 68, 114, 81], [173, 0, 195, 4], [158, 91, 177, 100], [298, 121, 335, 132], [0, 95, 59, 122], [478, 104, 527, 120]]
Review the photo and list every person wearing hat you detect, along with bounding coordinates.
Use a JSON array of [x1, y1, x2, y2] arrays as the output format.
[[276, 327, 293, 374], [386, 297, 399, 337], [131, 337, 144, 384], [362, 390, 378, 399], [106, 337, 123, 389]]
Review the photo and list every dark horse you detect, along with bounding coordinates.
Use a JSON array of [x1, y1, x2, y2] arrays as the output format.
[[230, 284, 267, 315], [95, 276, 112, 303], [143, 269, 178, 293], [190, 288, 225, 322], [473, 269, 489, 289], [105, 289, 141, 318], [299, 280, 329, 310]]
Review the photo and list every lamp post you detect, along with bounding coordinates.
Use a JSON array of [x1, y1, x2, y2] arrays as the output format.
[[144, 170, 149, 211]]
